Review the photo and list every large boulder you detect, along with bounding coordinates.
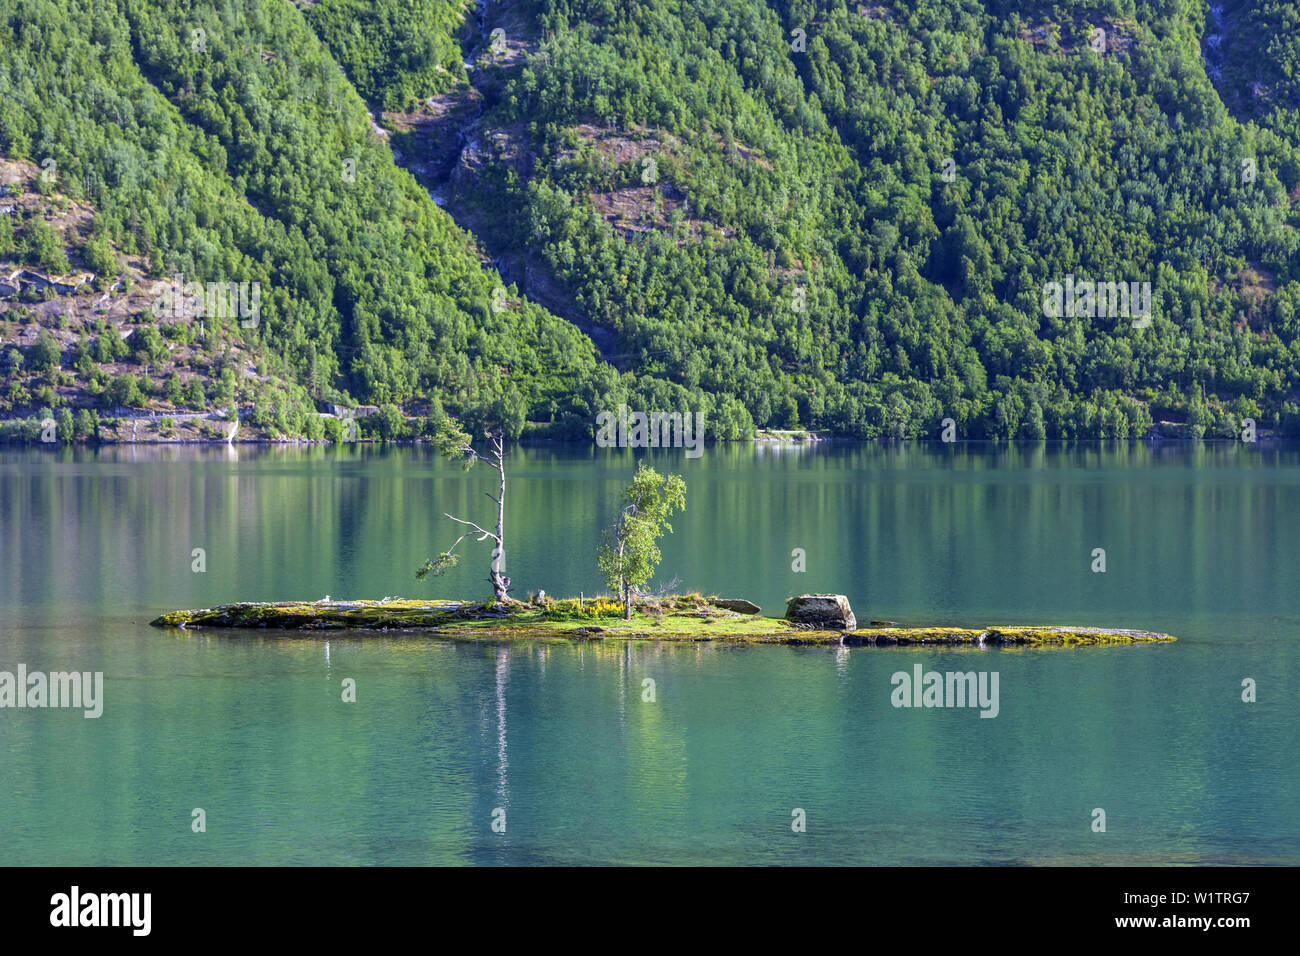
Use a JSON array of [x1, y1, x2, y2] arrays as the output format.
[[785, 594, 857, 631]]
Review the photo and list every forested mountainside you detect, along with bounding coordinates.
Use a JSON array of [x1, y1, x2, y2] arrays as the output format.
[[2, 0, 1299, 442]]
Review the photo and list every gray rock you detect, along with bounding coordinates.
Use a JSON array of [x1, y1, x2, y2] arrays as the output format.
[[713, 598, 762, 614], [785, 594, 857, 631]]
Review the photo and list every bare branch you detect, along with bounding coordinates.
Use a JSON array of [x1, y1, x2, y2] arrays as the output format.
[[443, 530, 475, 554], [443, 513, 499, 542]]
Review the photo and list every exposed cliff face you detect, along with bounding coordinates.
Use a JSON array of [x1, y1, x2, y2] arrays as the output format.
[[384, 57, 619, 361]]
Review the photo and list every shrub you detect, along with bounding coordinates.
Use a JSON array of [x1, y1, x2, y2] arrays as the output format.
[[21, 218, 70, 274], [28, 330, 62, 371], [105, 373, 145, 408], [56, 408, 74, 443], [183, 377, 207, 410], [81, 234, 119, 277], [372, 403, 406, 441], [93, 325, 127, 363], [73, 408, 98, 440]]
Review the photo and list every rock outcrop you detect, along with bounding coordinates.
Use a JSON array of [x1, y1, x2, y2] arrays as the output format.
[[785, 594, 857, 631]]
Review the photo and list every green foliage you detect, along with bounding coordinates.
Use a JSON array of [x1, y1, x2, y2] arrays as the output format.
[[494, 383, 527, 441], [93, 325, 128, 363], [322, 415, 345, 442], [3, 347, 24, 376], [28, 330, 62, 371], [415, 553, 460, 579], [371, 402, 406, 440], [431, 412, 475, 461], [73, 407, 98, 439], [105, 373, 146, 408], [55, 407, 74, 443], [182, 376, 206, 410], [465, 0, 1300, 437], [305, 0, 468, 111], [5, 0, 1300, 439], [21, 218, 70, 274], [81, 233, 120, 277], [539, 596, 627, 620], [597, 462, 687, 616], [129, 325, 166, 364], [0, 0, 612, 435]]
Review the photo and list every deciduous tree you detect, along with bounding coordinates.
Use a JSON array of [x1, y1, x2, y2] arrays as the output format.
[[597, 463, 686, 620]]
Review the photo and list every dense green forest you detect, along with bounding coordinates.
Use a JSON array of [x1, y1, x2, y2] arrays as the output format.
[[2, 0, 1300, 441], [304, 0, 469, 110], [0, 0, 617, 441]]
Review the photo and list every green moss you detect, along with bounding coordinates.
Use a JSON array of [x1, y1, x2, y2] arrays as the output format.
[[150, 598, 1177, 647], [148, 599, 467, 630], [860, 625, 1176, 646]]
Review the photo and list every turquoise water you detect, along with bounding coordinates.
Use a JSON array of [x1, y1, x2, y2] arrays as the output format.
[[1, 442, 1296, 864]]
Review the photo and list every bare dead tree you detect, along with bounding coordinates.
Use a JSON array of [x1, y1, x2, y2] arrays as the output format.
[[417, 422, 514, 602]]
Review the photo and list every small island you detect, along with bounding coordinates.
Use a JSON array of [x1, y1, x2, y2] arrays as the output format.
[[149, 423, 1176, 648], [150, 593, 1177, 647]]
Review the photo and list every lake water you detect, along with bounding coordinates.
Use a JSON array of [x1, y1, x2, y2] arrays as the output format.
[[1, 441, 1297, 864]]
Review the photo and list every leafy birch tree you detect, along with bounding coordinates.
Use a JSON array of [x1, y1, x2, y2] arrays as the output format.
[[597, 463, 686, 620]]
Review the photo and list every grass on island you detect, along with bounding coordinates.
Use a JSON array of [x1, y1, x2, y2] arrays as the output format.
[[151, 593, 801, 640], [150, 593, 1177, 646]]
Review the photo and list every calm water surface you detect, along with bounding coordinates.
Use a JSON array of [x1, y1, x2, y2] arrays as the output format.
[[1, 442, 1296, 864]]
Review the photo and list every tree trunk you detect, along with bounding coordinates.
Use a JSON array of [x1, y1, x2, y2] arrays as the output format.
[[616, 527, 632, 619], [488, 434, 511, 601], [489, 566, 510, 602]]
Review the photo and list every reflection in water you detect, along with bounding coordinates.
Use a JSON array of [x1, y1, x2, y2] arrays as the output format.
[[0, 443, 1297, 864], [623, 642, 630, 725], [495, 646, 509, 809]]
